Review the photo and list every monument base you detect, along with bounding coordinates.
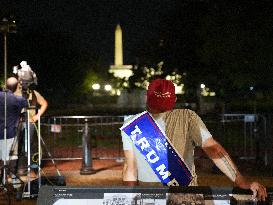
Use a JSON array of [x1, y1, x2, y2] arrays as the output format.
[[117, 89, 146, 109]]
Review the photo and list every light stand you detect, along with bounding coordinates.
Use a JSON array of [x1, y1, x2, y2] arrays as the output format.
[[22, 106, 38, 198], [0, 17, 16, 187], [2, 18, 8, 186], [38, 113, 41, 190], [25, 109, 31, 197]]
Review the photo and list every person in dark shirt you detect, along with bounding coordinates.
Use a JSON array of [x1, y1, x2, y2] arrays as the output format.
[[0, 77, 27, 175]]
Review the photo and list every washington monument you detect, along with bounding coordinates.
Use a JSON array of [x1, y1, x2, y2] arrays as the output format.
[[109, 24, 132, 79]]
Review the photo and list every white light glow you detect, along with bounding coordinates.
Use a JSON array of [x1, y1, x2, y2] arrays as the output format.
[[174, 83, 185, 94], [109, 65, 133, 79], [104, 84, 112, 91], [209, 92, 216, 96], [92, 83, 100, 90]]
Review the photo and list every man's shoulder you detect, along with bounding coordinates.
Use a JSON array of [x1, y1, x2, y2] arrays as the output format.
[[32, 89, 45, 98], [164, 109, 201, 124], [32, 90, 40, 95], [6, 91, 19, 99], [123, 114, 137, 125], [167, 108, 197, 117], [3, 91, 26, 104], [122, 111, 150, 126], [14, 95, 27, 103]]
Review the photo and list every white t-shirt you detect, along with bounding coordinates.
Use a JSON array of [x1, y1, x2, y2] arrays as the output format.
[[121, 109, 212, 184]]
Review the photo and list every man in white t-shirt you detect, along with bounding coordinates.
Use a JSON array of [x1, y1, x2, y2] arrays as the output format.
[[121, 78, 267, 201]]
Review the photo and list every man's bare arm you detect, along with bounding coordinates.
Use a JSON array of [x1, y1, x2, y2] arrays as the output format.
[[31, 91, 48, 123], [202, 137, 267, 201], [123, 150, 137, 186]]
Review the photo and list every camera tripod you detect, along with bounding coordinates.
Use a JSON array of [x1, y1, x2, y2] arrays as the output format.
[[16, 107, 63, 199], [0, 106, 40, 201]]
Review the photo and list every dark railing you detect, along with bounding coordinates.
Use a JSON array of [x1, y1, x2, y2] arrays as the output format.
[[37, 114, 273, 173]]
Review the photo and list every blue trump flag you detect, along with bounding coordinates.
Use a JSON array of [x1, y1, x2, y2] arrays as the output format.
[[120, 111, 192, 186]]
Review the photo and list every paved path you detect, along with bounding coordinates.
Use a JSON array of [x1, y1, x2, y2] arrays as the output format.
[[1, 159, 272, 205]]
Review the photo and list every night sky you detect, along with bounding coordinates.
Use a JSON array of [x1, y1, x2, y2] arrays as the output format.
[[1, 0, 175, 65], [2, 1, 271, 67], [1, 0, 273, 107]]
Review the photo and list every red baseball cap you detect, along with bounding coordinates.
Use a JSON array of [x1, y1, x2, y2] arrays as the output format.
[[147, 79, 176, 112]]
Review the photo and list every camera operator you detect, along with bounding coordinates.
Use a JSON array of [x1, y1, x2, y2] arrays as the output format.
[[0, 77, 27, 176], [13, 62, 48, 176], [14, 83, 48, 123]]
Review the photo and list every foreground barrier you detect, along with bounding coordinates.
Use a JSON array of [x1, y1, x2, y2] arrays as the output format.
[[37, 186, 273, 205]]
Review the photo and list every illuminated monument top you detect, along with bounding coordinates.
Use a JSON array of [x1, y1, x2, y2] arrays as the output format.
[[109, 24, 133, 79]]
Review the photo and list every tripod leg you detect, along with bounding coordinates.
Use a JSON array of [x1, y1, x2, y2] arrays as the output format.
[[7, 160, 24, 189], [16, 126, 28, 176], [0, 164, 4, 184], [33, 121, 62, 177], [39, 135, 61, 176]]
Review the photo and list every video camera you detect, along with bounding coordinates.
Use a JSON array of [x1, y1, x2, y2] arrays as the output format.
[[13, 61, 38, 94]]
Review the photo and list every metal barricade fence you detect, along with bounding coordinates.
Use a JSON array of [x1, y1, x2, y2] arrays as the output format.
[[38, 114, 272, 167], [203, 114, 269, 166], [40, 116, 126, 160]]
